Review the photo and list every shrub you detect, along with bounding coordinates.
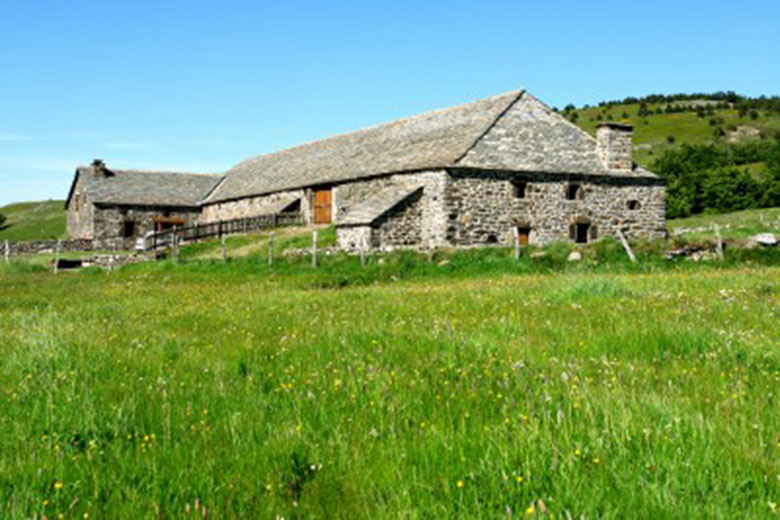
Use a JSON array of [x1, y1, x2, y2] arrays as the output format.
[[666, 135, 676, 144], [652, 141, 780, 217], [0, 213, 6, 229]]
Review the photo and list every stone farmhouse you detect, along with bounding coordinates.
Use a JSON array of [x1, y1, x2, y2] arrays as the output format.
[[65, 161, 221, 249], [66, 90, 666, 250]]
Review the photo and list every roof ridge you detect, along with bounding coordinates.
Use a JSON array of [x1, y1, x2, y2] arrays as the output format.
[[229, 90, 523, 172]]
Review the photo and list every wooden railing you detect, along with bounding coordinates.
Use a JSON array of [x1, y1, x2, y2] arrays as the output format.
[[142, 212, 303, 251]]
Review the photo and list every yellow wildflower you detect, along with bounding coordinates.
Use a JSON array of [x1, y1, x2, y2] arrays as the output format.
[[53, 481, 63, 491], [456, 480, 464, 489]]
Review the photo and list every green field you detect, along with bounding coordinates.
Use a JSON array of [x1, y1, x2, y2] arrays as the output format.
[[571, 102, 780, 168], [0, 200, 66, 241], [1, 239, 778, 518], [667, 207, 780, 241]]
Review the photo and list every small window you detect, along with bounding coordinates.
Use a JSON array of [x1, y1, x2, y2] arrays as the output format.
[[122, 220, 136, 238], [486, 234, 498, 244], [570, 222, 592, 244], [627, 200, 641, 210], [511, 181, 527, 199], [575, 222, 590, 243], [565, 183, 581, 200]]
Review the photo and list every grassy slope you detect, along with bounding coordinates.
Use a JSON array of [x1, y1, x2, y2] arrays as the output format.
[[667, 207, 780, 241], [0, 259, 777, 518], [0, 200, 66, 241], [571, 103, 780, 167]]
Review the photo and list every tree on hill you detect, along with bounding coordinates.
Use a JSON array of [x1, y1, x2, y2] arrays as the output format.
[[0, 213, 6, 229], [652, 140, 780, 217]]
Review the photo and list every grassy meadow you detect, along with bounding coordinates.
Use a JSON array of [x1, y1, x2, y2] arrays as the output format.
[[0, 200, 66, 241], [571, 102, 780, 168], [1, 236, 778, 518]]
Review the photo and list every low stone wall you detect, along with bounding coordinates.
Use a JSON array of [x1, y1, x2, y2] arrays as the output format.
[[3, 239, 93, 256]]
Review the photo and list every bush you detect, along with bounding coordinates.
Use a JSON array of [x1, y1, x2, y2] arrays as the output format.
[[666, 135, 676, 144], [652, 140, 780, 218], [0, 213, 6, 229]]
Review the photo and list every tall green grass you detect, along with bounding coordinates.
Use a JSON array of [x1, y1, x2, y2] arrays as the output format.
[[0, 251, 778, 518]]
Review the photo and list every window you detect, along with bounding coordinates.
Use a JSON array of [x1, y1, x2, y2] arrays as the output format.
[[627, 200, 641, 210], [569, 220, 594, 244], [122, 220, 136, 238], [565, 183, 582, 200], [574, 222, 590, 243], [511, 181, 527, 199]]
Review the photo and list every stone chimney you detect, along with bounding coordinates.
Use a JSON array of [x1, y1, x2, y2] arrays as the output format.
[[596, 123, 633, 171], [91, 159, 111, 177]]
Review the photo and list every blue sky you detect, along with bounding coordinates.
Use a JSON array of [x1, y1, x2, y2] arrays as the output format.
[[1, 0, 778, 205]]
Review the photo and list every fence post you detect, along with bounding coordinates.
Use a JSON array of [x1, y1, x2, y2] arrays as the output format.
[[268, 231, 274, 267], [195, 223, 200, 242], [4, 240, 9, 264], [359, 235, 366, 268], [218, 220, 223, 239], [713, 224, 724, 261], [616, 228, 637, 263], [222, 234, 227, 263], [312, 230, 318, 268], [109, 239, 116, 274], [513, 227, 520, 261], [173, 225, 179, 262], [54, 239, 62, 274]]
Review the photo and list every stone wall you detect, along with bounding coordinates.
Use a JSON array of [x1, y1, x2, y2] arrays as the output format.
[[202, 189, 309, 223], [3, 239, 93, 256], [92, 205, 202, 250], [66, 172, 94, 240], [371, 189, 424, 248], [335, 170, 448, 247], [445, 169, 666, 246], [336, 226, 372, 251]]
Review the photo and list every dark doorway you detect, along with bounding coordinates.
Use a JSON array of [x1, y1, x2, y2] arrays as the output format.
[[517, 226, 530, 246], [122, 220, 136, 238], [575, 222, 590, 243]]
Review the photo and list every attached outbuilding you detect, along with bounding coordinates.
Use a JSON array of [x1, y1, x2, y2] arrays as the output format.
[[65, 160, 222, 249]]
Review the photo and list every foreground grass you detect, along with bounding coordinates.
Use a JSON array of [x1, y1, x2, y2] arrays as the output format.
[[0, 249, 778, 518], [0, 200, 66, 241]]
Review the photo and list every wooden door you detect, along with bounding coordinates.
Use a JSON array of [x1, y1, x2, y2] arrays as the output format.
[[313, 188, 332, 224], [517, 227, 530, 246]]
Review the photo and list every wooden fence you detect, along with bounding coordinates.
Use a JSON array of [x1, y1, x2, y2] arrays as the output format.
[[143, 212, 303, 251]]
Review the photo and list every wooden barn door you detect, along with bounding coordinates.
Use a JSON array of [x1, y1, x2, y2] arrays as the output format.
[[517, 227, 530, 246], [313, 188, 332, 224]]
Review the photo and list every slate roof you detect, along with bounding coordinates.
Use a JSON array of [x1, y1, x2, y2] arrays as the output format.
[[340, 184, 424, 226], [252, 193, 301, 215], [67, 166, 222, 208], [206, 90, 657, 204]]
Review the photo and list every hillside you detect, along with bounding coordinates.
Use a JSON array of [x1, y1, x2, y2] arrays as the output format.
[[567, 93, 780, 167], [0, 200, 66, 241]]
